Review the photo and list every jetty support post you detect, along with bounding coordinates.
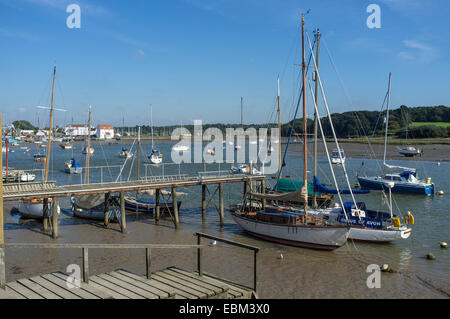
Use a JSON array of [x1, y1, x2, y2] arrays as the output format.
[[146, 248, 151, 279], [103, 192, 110, 228], [0, 114, 4, 289], [51, 197, 58, 239], [43, 198, 49, 233], [172, 187, 179, 229], [201, 184, 206, 221], [82, 248, 89, 283], [120, 192, 126, 233], [155, 189, 160, 224], [219, 183, 224, 226], [261, 179, 266, 210]]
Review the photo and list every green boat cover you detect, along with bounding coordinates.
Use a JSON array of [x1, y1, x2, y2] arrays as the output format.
[[273, 178, 318, 196]]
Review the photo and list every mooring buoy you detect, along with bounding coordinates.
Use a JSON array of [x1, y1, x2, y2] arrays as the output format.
[[437, 190, 444, 196], [440, 242, 448, 249], [381, 264, 390, 272], [426, 253, 436, 260]]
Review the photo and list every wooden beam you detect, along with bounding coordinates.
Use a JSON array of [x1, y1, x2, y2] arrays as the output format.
[[51, 197, 58, 239], [104, 193, 110, 228], [155, 189, 160, 224], [219, 183, 224, 227], [172, 187, 179, 229], [120, 192, 126, 233], [201, 184, 206, 221]]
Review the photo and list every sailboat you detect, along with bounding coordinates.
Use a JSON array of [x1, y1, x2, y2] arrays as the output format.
[[232, 15, 350, 250], [172, 121, 190, 152], [357, 74, 434, 195], [18, 66, 59, 219], [118, 147, 133, 158], [397, 111, 422, 157], [148, 105, 163, 164]]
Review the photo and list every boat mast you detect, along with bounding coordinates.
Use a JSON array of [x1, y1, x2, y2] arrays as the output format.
[[301, 14, 308, 214], [44, 66, 56, 182], [86, 105, 92, 184], [383, 73, 392, 167], [241, 97, 243, 126], [312, 29, 320, 209], [277, 76, 282, 172], [137, 126, 141, 181], [150, 104, 154, 150]]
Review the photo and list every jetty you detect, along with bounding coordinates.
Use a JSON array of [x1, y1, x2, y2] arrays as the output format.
[[0, 233, 259, 299]]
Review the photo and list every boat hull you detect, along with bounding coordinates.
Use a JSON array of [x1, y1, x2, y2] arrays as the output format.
[[357, 176, 434, 195], [348, 226, 412, 242], [124, 196, 181, 213], [17, 201, 59, 219], [231, 212, 349, 250]]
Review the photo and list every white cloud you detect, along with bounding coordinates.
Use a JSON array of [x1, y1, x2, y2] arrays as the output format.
[[137, 49, 145, 56], [18, 107, 27, 113], [398, 40, 439, 62]]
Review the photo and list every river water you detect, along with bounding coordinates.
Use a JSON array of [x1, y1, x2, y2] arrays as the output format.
[[2, 140, 449, 298]]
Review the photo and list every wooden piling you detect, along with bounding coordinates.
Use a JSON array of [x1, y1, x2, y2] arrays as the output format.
[[172, 187, 179, 228], [43, 198, 49, 233], [120, 192, 126, 233], [82, 248, 89, 283], [51, 197, 58, 239], [155, 189, 160, 224], [261, 180, 266, 210], [202, 184, 206, 221], [145, 248, 151, 279], [104, 193, 110, 228], [219, 183, 224, 226]]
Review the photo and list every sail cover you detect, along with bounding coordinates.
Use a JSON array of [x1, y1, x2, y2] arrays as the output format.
[[313, 176, 370, 194]]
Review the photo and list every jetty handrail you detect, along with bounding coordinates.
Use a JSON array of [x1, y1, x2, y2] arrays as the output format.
[[195, 232, 259, 293], [0, 242, 204, 288]]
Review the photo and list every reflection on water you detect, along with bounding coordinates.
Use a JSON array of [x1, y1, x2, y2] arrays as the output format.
[[2, 140, 450, 298]]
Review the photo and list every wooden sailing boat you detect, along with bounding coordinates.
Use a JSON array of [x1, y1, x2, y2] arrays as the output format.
[[232, 15, 350, 250], [18, 66, 58, 219]]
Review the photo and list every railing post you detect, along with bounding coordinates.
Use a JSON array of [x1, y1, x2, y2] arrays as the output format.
[[82, 247, 89, 283], [254, 249, 258, 293], [197, 235, 202, 276], [146, 248, 151, 279]]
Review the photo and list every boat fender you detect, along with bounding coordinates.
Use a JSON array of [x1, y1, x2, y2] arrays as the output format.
[[301, 216, 312, 224], [403, 212, 415, 225], [392, 217, 401, 228]]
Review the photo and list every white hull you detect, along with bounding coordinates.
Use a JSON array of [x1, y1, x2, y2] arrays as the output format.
[[348, 226, 412, 242], [331, 157, 345, 165], [232, 213, 349, 250], [150, 156, 162, 164], [17, 201, 60, 219]]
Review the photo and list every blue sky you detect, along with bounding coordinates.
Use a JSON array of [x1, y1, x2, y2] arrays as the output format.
[[0, 0, 449, 128]]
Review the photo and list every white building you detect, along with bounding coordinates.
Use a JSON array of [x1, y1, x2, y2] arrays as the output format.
[[97, 124, 114, 139], [65, 124, 96, 137]]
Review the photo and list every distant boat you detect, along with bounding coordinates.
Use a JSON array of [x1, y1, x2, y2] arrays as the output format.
[[118, 147, 133, 158], [60, 142, 73, 150], [397, 146, 422, 157], [65, 158, 82, 175], [231, 164, 262, 175], [82, 146, 94, 155], [33, 154, 46, 162], [331, 148, 345, 165], [356, 73, 434, 195], [148, 149, 162, 164], [172, 144, 190, 152]]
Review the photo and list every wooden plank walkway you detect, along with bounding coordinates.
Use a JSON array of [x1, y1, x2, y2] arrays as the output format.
[[3, 174, 264, 202], [0, 267, 256, 299]]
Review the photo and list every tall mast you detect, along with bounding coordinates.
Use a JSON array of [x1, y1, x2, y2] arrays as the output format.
[[241, 97, 243, 126], [383, 73, 392, 167], [301, 14, 308, 214], [150, 104, 154, 149], [277, 76, 282, 172], [137, 126, 141, 181], [86, 105, 92, 184], [312, 29, 321, 208], [44, 66, 56, 182]]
